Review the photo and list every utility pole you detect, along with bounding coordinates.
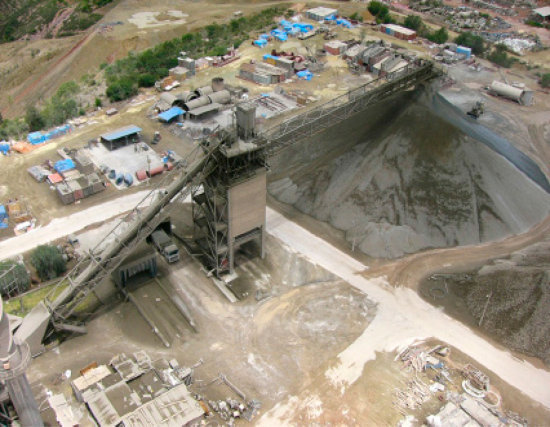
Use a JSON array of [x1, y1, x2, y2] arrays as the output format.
[[479, 291, 492, 327]]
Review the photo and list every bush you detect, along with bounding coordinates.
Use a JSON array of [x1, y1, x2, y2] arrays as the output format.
[[454, 31, 485, 55], [404, 15, 423, 32], [368, 1, 393, 24], [487, 44, 516, 68], [30, 245, 66, 281], [540, 73, 550, 88], [106, 77, 138, 101], [426, 27, 448, 44], [103, 7, 286, 102], [0, 261, 30, 296], [138, 74, 156, 87], [25, 106, 45, 131], [95, 97, 102, 108]]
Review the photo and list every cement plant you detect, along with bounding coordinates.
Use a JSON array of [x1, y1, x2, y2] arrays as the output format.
[[0, 0, 550, 425]]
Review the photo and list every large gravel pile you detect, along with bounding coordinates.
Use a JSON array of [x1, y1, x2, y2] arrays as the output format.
[[268, 92, 550, 258]]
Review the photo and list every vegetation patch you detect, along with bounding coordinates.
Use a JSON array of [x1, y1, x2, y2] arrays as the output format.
[[105, 6, 286, 101]]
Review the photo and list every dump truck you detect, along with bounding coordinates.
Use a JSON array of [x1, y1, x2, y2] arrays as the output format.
[[150, 229, 180, 263]]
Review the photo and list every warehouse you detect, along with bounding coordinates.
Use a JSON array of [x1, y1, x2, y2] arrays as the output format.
[[380, 24, 417, 40], [306, 6, 337, 21]]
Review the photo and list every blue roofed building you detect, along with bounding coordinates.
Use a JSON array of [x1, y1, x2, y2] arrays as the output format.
[[100, 125, 142, 150]]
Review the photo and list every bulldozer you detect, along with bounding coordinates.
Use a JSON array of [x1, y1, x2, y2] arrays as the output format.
[[467, 101, 484, 119]]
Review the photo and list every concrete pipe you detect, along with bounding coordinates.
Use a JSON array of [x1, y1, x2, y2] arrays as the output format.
[[207, 89, 231, 105], [195, 86, 214, 97], [183, 96, 211, 111]]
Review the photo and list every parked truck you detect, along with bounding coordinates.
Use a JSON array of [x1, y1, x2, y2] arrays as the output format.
[[150, 229, 180, 263]]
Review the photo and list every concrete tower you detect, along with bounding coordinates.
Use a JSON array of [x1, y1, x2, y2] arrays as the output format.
[[0, 297, 43, 426]]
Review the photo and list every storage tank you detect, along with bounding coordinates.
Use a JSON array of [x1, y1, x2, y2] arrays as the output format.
[[115, 173, 124, 185], [207, 89, 231, 105], [212, 77, 225, 92], [136, 170, 148, 181], [124, 173, 133, 186], [195, 86, 214, 97], [147, 166, 164, 177], [490, 81, 533, 105], [183, 96, 211, 111]]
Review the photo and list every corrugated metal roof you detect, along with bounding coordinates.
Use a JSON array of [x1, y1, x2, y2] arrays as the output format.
[[534, 6, 550, 16], [101, 125, 142, 141], [188, 103, 221, 116], [158, 106, 184, 122]]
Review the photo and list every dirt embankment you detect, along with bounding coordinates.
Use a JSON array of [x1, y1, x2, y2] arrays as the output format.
[[420, 237, 550, 365], [268, 90, 550, 259]]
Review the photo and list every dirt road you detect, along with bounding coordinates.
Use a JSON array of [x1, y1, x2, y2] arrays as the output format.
[[262, 207, 550, 424], [361, 213, 550, 289], [0, 190, 151, 261]]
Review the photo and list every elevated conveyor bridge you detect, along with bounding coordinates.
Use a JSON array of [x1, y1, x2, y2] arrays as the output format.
[[15, 61, 440, 355]]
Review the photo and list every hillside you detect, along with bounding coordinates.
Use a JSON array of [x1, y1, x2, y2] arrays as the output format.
[[0, 0, 115, 43]]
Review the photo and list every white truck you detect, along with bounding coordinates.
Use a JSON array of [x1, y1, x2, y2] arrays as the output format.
[[150, 230, 180, 263]]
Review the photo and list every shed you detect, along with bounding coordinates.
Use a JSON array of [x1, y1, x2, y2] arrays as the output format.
[[74, 151, 94, 174], [187, 103, 221, 120], [306, 6, 337, 21], [324, 40, 347, 55], [56, 183, 75, 205], [87, 173, 105, 194], [158, 107, 184, 122], [27, 132, 46, 145], [47, 173, 63, 184], [100, 125, 142, 150], [380, 24, 417, 40], [533, 6, 550, 19], [27, 166, 50, 182], [54, 159, 76, 173]]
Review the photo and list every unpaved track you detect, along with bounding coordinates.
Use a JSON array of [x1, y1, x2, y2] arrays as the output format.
[[262, 207, 550, 422], [0, 190, 151, 261], [361, 214, 550, 289]]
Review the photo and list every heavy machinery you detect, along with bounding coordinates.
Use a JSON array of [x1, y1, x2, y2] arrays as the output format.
[[150, 229, 180, 263], [467, 101, 484, 119], [14, 61, 441, 357]]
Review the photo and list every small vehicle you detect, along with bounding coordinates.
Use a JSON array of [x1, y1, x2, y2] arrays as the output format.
[[150, 229, 180, 263], [467, 101, 484, 119]]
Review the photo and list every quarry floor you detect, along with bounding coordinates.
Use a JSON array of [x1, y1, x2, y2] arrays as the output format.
[[23, 206, 550, 426]]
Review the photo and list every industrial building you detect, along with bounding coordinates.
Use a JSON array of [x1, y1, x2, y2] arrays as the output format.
[[69, 352, 204, 426], [306, 6, 338, 21], [100, 125, 142, 151], [380, 24, 417, 40]]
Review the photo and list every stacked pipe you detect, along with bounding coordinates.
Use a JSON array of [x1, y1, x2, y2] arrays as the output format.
[[0, 298, 43, 426]]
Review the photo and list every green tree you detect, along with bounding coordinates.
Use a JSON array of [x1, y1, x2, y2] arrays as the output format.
[[455, 31, 485, 55], [427, 27, 448, 44], [0, 261, 30, 296], [404, 15, 423, 32], [30, 245, 66, 281], [106, 77, 138, 101], [138, 74, 156, 87], [487, 44, 515, 68], [25, 106, 45, 131], [541, 73, 550, 88], [95, 97, 102, 108]]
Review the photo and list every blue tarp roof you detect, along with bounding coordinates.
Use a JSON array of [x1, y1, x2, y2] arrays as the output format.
[[54, 158, 75, 173], [158, 107, 184, 122], [27, 131, 46, 144], [0, 205, 6, 218], [101, 125, 142, 141], [297, 70, 313, 81], [254, 39, 267, 47]]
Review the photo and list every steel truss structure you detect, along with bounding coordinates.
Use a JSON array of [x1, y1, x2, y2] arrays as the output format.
[[16, 62, 440, 347]]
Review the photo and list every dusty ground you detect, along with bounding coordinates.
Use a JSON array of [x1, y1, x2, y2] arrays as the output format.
[[26, 234, 374, 425]]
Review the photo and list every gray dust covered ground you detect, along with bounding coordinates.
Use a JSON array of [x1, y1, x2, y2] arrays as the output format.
[[420, 234, 550, 366], [268, 87, 550, 259], [26, 234, 375, 424]]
